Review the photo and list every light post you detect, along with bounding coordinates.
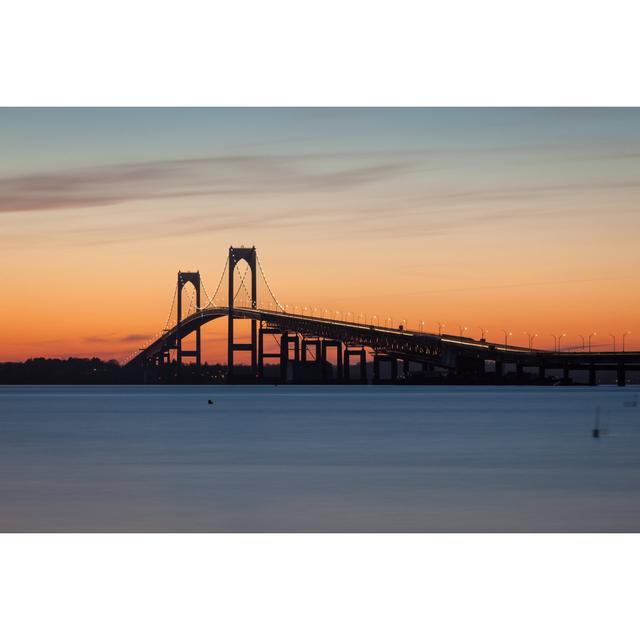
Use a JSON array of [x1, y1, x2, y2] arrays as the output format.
[[502, 329, 512, 348], [385, 316, 393, 329], [458, 324, 467, 337], [578, 335, 586, 351], [610, 334, 616, 352], [372, 315, 378, 326], [437, 322, 445, 336], [400, 319, 406, 331], [358, 312, 366, 325], [558, 333, 566, 352], [588, 332, 596, 352], [526, 332, 538, 350], [479, 327, 487, 341], [551, 333, 566, 352], [419, 320, 425, 333], [623, 331, 631, 352]]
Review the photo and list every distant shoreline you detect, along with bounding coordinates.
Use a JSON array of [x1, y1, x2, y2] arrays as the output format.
[[1, 357, 635, 386]]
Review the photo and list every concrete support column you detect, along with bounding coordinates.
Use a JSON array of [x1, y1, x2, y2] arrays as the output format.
[[280, 331, 289, 381], [258, 326, 264, 376], [321, 340, 343, 381], [360, 349, 367, 382], [289, 334, 300, 362], [302, 338, 322, 362], [344, 348, 351, 381]]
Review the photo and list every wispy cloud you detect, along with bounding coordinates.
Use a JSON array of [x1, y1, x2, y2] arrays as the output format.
[[0, 154, 412, 215], [83, 333, 152, 343]]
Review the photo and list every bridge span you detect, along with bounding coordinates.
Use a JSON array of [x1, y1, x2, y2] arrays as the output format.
[[126, 246, 639, 385]]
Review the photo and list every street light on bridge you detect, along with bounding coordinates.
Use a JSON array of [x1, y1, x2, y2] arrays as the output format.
[[502, 329, 512, 348], [437, 322, 445, 336], [623, 331, 631, 352], [458, 325, 467, 337], [551, 333, 566, 352], [525, 332, 538, 350], [479, 327, 487, 341], [588, 332, 597, 352], [610, 334, 617, 352], [578, 334, 586, 351]]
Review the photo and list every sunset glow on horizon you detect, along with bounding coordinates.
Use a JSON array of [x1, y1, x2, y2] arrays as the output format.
[[1, 107, 639, 363]]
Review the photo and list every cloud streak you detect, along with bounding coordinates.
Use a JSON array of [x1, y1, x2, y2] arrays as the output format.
[[0, 154, 412, 214], [83, 333, 152, 343]]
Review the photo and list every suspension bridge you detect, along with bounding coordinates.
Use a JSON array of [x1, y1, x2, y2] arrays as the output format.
[[125, 246, 640, 385]]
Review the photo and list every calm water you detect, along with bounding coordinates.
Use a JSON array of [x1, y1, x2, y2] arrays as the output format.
[[1, 385, 639, 532]]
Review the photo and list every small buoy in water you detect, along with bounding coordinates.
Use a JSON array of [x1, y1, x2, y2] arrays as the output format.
[[208, 399, 214, 405], [592, 428, 600, 438]]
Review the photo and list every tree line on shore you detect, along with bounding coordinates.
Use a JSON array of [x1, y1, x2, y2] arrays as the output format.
[[0, 358, 237, 384]]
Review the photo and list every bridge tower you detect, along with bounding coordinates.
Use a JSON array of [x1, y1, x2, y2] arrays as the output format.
[[177, 271, 201, 366], [228, 246, 258, 380]]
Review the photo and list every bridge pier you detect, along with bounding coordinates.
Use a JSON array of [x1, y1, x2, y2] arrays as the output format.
[[344, 347, 367, 383], [373, 354, 397, 383], [280, 331, 289, 381], [322, 340, 343, 381], [258, 325, 281, 379], [301, 339, 321, 362], [277, 332, 301, 381]]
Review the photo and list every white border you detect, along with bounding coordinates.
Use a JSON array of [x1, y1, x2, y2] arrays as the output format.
[[1, 0, 640, 106], [1, 534, 638, 640]]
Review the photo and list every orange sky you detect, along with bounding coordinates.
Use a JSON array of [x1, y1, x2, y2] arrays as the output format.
[[1, 108, 639, 362]]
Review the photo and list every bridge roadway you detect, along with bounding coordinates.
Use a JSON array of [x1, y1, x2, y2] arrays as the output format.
[[127, 306, 640, 385]]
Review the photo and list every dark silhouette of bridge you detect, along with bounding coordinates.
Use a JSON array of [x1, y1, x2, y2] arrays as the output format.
[[125, 246, 640, 385]]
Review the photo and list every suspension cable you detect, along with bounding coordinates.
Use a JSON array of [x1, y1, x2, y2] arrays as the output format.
[[199, 255, 229, 309], [256, 254, 285, 311]]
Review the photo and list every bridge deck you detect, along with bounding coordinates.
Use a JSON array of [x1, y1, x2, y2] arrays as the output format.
[[126, 306, 640, 370]]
